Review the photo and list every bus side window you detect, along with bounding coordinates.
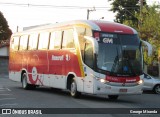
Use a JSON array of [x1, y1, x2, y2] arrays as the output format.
[[84, 40, 94, 69], [76, 27, 92, 61], [12, 36, 20, 51], [38, 32, 50, 50], [62, 29, 75, 49], [76, 27, 92, 37], [19, 35, 28, 50], [28, 33, 39, 50], [49, 31, 62, 49], [78, 35, 85, 61]]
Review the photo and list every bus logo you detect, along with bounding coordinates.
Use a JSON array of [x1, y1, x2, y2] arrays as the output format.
[[52, 55, 64, 61], [103, 38, 113, 44], [66, 54, 70, 61]]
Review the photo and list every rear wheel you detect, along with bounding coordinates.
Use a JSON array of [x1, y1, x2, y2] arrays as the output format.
[[108, 95, 119, 100], [153, 84, 160, 94], [22, 73, 36, 90], [70, 78, 81, 98]]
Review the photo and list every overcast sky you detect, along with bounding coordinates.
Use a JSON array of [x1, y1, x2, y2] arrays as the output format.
[[0, 0, 159, 32]]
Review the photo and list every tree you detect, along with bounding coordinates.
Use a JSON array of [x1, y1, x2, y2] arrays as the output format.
[[138, 5, 160, 66], [0, 11, 12, 40], [108, 0, 147, 28], [124, 4, 160, 75]]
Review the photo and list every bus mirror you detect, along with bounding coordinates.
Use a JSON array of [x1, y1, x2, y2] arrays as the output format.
[[141, 40, 152, 56]]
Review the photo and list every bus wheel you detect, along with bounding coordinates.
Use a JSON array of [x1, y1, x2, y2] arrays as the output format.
[[22, 73, 35, 90], [108, 95, 119, 100], [70, 79, 81, 98]]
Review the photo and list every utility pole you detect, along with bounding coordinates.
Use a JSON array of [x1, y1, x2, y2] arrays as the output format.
[[87, 7, 96, 20], [16, 26, 19, 32]]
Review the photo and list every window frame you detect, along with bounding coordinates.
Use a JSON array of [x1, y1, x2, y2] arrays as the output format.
[[19, 35, 29, 51], [62, 29, 75, 49], [38, 32, 50, 50], [28, 33, 39, 50]]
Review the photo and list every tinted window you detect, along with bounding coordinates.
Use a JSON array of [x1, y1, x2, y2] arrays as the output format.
[[84, 40, 94, 68], [12, 36, 20, 51], [19, 35, 28, 50], [62, 29, 75, 49], [49, 31, 62, 49], [28, 33, 39, 50], [38, 32, 50, 50], [76, 27, 92, 36]]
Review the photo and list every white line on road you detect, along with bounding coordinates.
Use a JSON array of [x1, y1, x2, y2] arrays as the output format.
[[0, 90, 5, 91], [0, 98, 16, 101], [0, 87, 11, 91], [6, 88, 11, 91], [0, 94, 12, 95], [0, 103, 18, 107]]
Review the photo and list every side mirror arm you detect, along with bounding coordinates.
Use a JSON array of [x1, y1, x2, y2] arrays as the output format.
[[141, 40, 152, 56]]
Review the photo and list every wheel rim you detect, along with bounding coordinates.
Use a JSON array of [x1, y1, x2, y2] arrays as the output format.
[[22, 75, 27, 88], [155, 85, 160, 94], [71, 82, 76, 96]]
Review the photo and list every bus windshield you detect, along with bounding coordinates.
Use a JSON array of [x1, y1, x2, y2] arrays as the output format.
[[97, 33, 143, 76]]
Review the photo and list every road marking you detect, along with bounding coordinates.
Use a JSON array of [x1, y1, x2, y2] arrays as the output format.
[[0, 98, 16, 101], [0, 94, 12, 95], [6, 88, 11, 91], [0, 90, 6, 91], [0, 103, 18, 107], [0, 87, 11, 91]]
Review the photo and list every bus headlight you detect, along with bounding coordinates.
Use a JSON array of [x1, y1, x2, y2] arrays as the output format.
[[100, 79, 105, 83], [100, 79, 109, 84], [137, 79, 143, 85]]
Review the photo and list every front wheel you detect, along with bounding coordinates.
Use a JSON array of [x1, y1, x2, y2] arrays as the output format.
[[70, 79, 81, 98], [108, 95, 119, 100], [153, 85, 160, 94], [22, 73, 36, 90]]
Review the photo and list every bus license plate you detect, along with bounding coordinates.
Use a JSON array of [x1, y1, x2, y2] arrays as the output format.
[[119, 89, 127, 92]]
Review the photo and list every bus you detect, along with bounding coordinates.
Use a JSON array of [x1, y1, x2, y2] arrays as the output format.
[[9, 20, 149, 100]]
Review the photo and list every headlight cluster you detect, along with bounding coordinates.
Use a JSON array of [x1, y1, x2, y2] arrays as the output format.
[[99, 78, 109, 84], [137, 79, 144, 85]]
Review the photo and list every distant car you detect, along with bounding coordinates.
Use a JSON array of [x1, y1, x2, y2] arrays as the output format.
[[143, 73, 160, 94]]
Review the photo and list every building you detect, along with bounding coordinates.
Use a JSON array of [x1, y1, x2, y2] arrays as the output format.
[[0, 40, 9, 75]]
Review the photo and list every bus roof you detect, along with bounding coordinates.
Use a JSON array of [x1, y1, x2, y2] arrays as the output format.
[[14, 20, 137, 35]]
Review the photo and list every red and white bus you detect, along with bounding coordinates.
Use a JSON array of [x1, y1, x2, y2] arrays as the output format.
[[9, 20, 146, 99]]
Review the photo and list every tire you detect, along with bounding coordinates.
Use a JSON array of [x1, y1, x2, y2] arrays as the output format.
[[70, 79, 81, 98], [22, 73, 36, 90], [153, 84, 160, 94], [108, 95, 119, 100]]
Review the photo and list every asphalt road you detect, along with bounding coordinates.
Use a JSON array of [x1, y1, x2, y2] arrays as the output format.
[[0, 74, 160, 117]]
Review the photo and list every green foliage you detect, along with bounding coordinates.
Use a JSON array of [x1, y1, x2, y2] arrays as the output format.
[[124, 4, 160, 65], [138, 5, 160, 65], [0, 11, 12, 40], [108, 0, 146, 27]]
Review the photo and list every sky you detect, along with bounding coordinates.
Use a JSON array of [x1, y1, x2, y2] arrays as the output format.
[[0, 0, 160, 32]]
